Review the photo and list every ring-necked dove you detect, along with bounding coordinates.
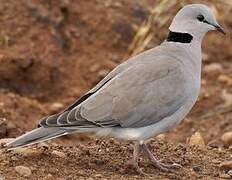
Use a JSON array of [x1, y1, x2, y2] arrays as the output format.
[[7, 4, 225, 174]]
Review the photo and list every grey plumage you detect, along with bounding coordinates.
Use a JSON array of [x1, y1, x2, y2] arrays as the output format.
[[7, 127, 68, 148], [6, 3, 225, 174], [5, 45, 198, 146]]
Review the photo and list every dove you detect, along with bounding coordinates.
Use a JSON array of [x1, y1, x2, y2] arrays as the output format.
[[7, 4, 225, 174]]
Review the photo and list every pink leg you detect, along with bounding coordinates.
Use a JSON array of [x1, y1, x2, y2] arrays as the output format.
[[132, 142, 147, 175], [140, 143, 182, 172]]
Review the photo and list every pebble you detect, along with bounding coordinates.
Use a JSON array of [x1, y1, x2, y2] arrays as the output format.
[[44, 173, 53, 180], [86, 178, 94, 180], [49, 102, 64, 113], [218, 74, 232, 85], [12, 147, 41, 157], [228, 170, 232, 177], [11, 156, 19, 161], [203, 63, 222, 73], [189, 132, 205, 148], [221, 90, 232, 107], [189, 169, 197, 177], [202, 53, 209, 62], [155, 134, 166, 141], [97, 69, 109, 77], [219, 173, 231, 179], [221, 131, 232, 147], [15, 166, 32, 177], [89, 64, 100, 72], [51, 150, 66, 158], [0, 138, 14, 146], [95, 174, 102, 178], [220, 161, 232, 170], [193, 165, 202, 173]]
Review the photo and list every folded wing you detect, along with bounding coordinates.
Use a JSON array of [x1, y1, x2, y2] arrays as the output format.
[[39, 56, 188, 129]]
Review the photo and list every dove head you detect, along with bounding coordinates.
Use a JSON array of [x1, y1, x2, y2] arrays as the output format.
[[169, 4, 225, 41]]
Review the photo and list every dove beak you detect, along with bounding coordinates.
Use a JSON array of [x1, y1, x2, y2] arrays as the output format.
[[214, 23, 226, 35], [203, 19, 226, 35]]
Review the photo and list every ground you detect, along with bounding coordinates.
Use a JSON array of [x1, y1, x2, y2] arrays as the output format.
[[0, 0, 232, 179]]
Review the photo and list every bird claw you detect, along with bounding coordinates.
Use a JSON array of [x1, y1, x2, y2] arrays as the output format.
[[170, 163, 182, 169], [152, 161, 182, 172], [135, 166, 148, 176], [132, 143, 182, 175], [126, 159, 148, 176]]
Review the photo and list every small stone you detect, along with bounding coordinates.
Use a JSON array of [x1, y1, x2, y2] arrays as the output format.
[[89, 64, 100, 72], [12, 147, 41, 157], [15, 166, 32, 177], [108, 138, 115, 144], [95, 174, 102, 178], [221, 132, 232, 147], [220, 161, 232, 170], [189, 169, 197, 177], [113, 1, 123, 7], [218, 75, 232, 85], [11, 156, 19, 161], [6, 121, 16, 129], [97, 69, 109, 77], [86, 178, 94, 180], [193, 165, 202, 173], [189, 132, 205, 148], [156, 134, 166, 141], [208, 140, 220, 148], [37, 142, 50, 149], [56, 178, 65, 180], [0, 138, 14, 146], [44, 173, 53, 180], [49, 102, 64, 113], [221, 90, 232, 108], [202, 53, 209, 62], [51, 150, 66, 158], [203, 63, 222, 73], [219, 173, 231, 179], [228, 170, 232, 177]]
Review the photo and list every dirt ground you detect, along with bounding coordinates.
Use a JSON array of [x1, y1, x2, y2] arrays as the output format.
[[0, 0, 232, 179]]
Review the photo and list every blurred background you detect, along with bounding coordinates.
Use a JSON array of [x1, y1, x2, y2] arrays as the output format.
[[0, 0, 231, 148]]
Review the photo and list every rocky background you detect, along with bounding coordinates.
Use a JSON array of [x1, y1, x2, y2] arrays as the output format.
[[0, 0, 232, 179]]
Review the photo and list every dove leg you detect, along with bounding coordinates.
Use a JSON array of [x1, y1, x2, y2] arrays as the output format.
[[140, 143, 181, 172], [132, 142, 147, 175]]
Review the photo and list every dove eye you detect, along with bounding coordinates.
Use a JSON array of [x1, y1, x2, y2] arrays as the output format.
[[197, 15, 205, 22]]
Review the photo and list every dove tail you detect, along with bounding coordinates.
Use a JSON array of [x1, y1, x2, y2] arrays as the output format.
[[6, 127, 70, 149]]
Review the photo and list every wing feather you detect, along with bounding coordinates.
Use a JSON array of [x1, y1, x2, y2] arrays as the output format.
[[39, 53, 189, 129]]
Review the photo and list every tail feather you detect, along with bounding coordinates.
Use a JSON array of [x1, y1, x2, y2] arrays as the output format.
[[6, 127, 70, 149]]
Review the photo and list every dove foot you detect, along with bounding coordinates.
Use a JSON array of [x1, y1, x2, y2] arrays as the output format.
[[132, 142, 147, 175], [140, 143, 182, 172], [132, 142, 181, 175]]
